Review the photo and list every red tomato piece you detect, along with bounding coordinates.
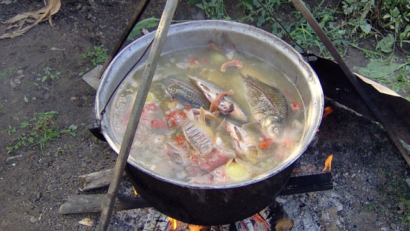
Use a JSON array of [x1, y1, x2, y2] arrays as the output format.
[[150, 119, 167, 128]]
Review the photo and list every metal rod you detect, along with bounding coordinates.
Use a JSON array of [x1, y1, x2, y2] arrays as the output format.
[[96, 1, 179, 230], [290, 0, 410, 165]]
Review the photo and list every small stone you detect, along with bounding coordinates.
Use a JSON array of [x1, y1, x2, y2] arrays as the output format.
[[13, 78, 21, 85], [70, 96, 78, 101], [397, 202, 405, 214], [405, 178, 410, 188], [30, 216, 37, 223], [16, 74, 25, 79], [10, 79, 17, 89], [275, 197, 287, 204], [0, 0, 12, 5], [390, 223, 397, 229], [16, 70, 23, 75], [36, 192, 42, 200], [82, 65, 102, 90]]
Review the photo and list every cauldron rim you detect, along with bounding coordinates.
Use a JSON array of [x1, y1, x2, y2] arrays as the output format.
[[96, 20, 324, 189]]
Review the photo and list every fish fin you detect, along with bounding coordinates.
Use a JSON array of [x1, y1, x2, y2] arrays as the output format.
[[206, 113, 222, 122], [186, 109, 195, 121], [220, 33, 236, 60], [187, 75, 198, 85], [234, 126, 244, 143], [199, 107, 206, 124], [216, 118, 226, 130], [241, 122, 260, 130]]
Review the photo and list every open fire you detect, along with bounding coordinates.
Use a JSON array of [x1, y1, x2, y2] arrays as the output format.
[[162, 209, 275, 231], [167, 218, 205, 231], [323, 154, 334, 172]]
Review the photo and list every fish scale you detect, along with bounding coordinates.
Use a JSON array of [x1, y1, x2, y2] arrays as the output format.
[[161, 76, 210, 109], [242, 75, 288, 123], [183, 122, 214, 156]]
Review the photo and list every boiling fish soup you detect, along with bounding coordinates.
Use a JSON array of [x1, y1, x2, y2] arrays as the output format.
[[111, 46, 305, 186]]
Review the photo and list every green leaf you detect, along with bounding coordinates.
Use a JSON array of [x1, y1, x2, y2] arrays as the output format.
[[24, 95, 28, 103], [391, 7, 400, 17], [257, 16, 265, 27], [128, 18, 160, 41], [187, 0, 198, 4], [359, 20, 371, 34], [42, 76, 47, 82], [20, 121, 30, 128], [196, 3, 205, 10], [376, 34, 395, 53], [355, 58, 406, 79]]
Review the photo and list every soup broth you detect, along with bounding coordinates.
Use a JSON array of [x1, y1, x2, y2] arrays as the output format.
[[110, 47, 305, 186]]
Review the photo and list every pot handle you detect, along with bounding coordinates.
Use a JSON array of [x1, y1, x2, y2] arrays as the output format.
[[88, 122, 106, 142]]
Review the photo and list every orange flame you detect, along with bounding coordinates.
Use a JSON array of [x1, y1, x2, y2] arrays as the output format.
[[323, 106, 334, 118], [188, 225, 204, 231], [168, 218, 178, 230], [322, 154, 334, 172]]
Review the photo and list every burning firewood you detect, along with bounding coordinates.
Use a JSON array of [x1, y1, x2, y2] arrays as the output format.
[[0, 0, 61, 39], [323, 106, 334, 118]]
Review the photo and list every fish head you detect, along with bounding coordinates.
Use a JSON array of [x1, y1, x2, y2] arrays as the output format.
[[209, 33, 236, 60], [160, 77, 176, 95], [261, 115, 284, 138]]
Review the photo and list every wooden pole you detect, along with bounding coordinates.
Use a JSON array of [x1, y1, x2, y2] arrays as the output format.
[[291, 0, 410, 166], [96, 1, 179, 230]]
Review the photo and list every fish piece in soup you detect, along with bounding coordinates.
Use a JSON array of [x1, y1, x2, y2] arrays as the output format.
[[161, 76, 210, 109], [209, 32, 237, 60], [189, 77, 248, 122], [221, 120, 260, 163], [241, 74, 288, 139]]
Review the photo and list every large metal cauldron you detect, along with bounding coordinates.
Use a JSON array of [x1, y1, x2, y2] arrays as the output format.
[[95, 21, 324, 225]]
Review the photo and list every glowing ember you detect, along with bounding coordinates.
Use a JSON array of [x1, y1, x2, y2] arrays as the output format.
[[275, 218, 294, 231], [323, 106, 334, 118], [322, 154, 334, 172], [188, 225, 204, 231], [252, 213, 270, 230], [168, 217, 178, 230]]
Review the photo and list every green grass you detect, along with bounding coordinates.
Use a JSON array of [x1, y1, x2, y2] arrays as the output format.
[[79, 45, 108, 67], [78, 45, 108, 76], [42, 66, 60, 82], [189, 0, 231, 20], [4, 111, 78, 155], [0, 71, 7, 78]]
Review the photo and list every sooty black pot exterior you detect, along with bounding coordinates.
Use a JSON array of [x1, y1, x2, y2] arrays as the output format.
[[127, 162, 296, 225]]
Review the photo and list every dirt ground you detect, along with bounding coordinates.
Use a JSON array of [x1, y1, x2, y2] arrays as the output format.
[[0, 0, 409, 230]]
